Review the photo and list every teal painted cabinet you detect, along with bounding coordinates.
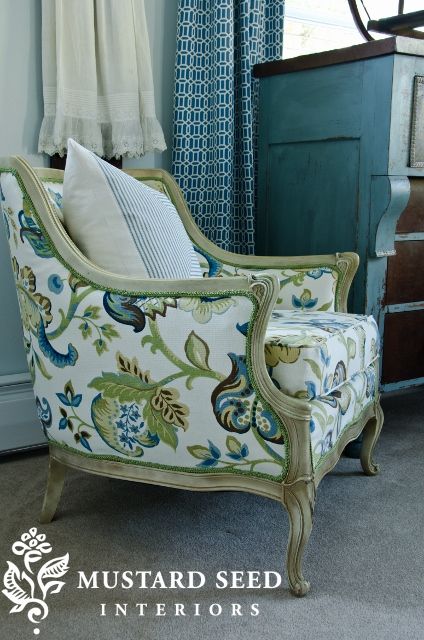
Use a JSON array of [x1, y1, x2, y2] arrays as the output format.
[[255, 37, 424, 392]]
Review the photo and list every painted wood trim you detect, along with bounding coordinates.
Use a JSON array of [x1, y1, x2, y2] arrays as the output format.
[[372, 176, 411, 257], [395, 232, 424, 241], [0, 373, 31, 386], [382, 376, 424, 392], [253, 36, 424, 78], [385, 301, 424, 312], [50, 445, 283, 501], [0, 382, 46, 454], [410, 76, 424, 168]]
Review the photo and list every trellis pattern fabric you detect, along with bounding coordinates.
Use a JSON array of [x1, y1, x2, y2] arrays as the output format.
[[172, 0, 285, 253], [62, 140, 202, 279]]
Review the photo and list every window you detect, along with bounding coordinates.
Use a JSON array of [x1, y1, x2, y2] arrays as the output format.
[[283, 0, 424, 60]]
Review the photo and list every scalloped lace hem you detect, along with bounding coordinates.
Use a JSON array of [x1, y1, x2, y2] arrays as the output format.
[[38, 115, 167, 159]]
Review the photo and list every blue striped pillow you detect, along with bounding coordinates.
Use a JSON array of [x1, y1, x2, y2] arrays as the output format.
[[63, 139, 202, 279]]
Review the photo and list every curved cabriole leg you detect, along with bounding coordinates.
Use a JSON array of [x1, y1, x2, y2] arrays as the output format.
[[360, 402, 384, 476], [40, 456, 67, 524], [281, 480, 315, 597]]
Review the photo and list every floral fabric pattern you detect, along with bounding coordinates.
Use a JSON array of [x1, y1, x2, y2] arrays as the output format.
[[0, 170, 287, 480], [265, 310, 379, 400], [195, 249, 339, 313], [310, 362, 377, 468], [40, 180, 64, 223]]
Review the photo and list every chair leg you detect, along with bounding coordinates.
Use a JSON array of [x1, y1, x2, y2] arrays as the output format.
[[360, 402, 384, 476], [281, 480, 315, 597], [40, 456, 67, 524]]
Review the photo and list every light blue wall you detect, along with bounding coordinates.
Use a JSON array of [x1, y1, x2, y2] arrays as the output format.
[[0, 0, 46, 378], [125, 0, 178, 172], [0, 0, 178, 381]]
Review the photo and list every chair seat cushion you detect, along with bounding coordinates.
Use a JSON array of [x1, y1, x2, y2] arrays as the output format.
[[265, 310, 379, 400]]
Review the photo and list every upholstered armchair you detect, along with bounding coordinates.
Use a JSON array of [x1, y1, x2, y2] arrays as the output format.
[[0, 156, 383, 596]]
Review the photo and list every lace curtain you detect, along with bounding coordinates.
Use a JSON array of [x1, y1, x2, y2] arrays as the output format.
[[38, 0, 166, 159]]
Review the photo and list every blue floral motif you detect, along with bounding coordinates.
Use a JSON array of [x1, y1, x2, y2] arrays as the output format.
[[18, 210, 53, 258], [236, 321, 249, 337], [48, 274, 64, 294], [320, 347, 331, 368], [56, 381, 82, 407], [103, 293, 176, 333], [226, 442, 249, 460], [116, 403, 147, 451], [79, 434, 92, 452], [47, 188, 63, 210], [196, 440, 222, 468], [306, 268, 332, 280], [2, 211, 10, 239], [35, 397, 52, 433], [292, 289, 318, 310], [211, 353, 284, 444], [12, 257, 78, 370], [194, 246, 222, 277], [54, 382, 93, 450], [38, 322, 78, 368], [321, 430, 333, 455], [103, 293, 147, 333], [305, 381, 317, 400], [212, 354, 253, 434], [365, 366, 376, 398]]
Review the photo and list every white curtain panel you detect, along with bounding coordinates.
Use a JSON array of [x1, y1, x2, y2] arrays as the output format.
[[38, 0, 166, 158]]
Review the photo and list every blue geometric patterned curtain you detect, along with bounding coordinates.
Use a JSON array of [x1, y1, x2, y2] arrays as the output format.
[[172, 0, 285, 253]]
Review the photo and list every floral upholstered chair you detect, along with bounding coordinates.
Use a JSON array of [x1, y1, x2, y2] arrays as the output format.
[[0, 156, 383, 596]]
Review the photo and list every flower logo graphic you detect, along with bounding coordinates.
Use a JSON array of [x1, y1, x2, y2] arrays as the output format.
[[2, 527, 69, 635]]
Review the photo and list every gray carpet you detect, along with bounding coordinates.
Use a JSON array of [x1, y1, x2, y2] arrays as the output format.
[[1, 390, 424, 640]]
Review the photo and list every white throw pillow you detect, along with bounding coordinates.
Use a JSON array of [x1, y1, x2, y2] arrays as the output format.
[[62, 139, 202, 279]]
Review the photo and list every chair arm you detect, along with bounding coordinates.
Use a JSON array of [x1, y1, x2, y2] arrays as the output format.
[[195, 248, 359, 313], [111, 167, 359, 313]]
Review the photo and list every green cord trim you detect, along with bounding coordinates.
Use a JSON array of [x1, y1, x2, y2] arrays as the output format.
[[39, 177, 64, 184], [0, 167, 290, 480], [49, 439, 284, 483]]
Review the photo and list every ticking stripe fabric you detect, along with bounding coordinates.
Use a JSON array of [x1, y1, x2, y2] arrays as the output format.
[[63, 139, 202, 279]]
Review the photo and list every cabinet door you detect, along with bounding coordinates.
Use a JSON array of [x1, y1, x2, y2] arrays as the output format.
[[257, 138, 360, 256]]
